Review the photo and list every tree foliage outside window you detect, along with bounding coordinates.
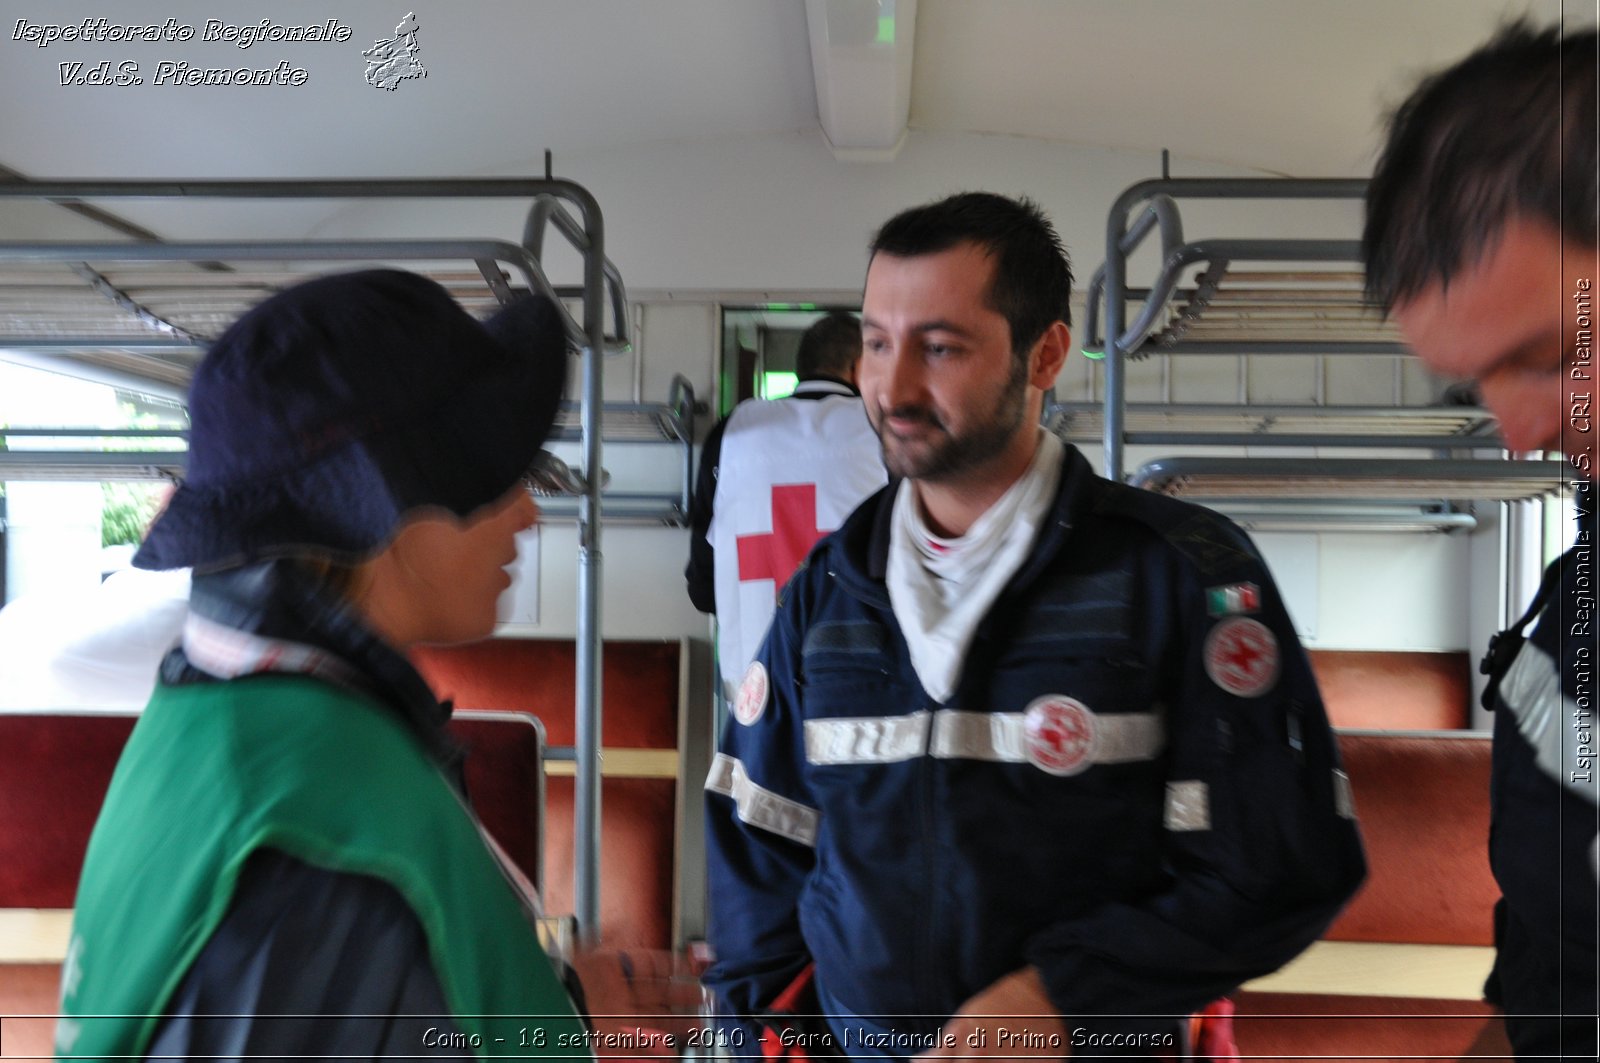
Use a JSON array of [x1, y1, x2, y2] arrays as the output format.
[[98, 406, 184, 547], [101, 482, 166, 547]]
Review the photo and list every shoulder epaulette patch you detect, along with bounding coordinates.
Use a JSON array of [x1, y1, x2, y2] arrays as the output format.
[[802, 619, 886, 658], [1092, 483, 1257, 578], [1164, 513, 1258, 578]]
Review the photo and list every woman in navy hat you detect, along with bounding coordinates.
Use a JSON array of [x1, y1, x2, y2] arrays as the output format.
[[57, 270, 585, 1059]]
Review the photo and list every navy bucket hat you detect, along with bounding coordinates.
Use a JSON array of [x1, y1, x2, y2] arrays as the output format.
[[135, 269, 569, 572]]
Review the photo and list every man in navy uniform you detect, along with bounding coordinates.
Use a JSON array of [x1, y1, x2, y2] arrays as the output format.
[[1364, 23, 1598, 1060], [705, 192, 1365, 1058]]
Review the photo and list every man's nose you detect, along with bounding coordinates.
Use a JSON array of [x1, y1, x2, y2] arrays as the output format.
[[880, 346, 927, 407]]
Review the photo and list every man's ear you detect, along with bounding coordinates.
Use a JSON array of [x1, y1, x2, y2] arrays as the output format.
[[1029, 321, 1071, 390]]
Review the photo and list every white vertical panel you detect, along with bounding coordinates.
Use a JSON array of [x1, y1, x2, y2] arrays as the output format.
[[1323, 355, 1402, 405], [1246, 354, 1319, 404], [1169, 355, 1245, 404], [638, 303, 718, 413], [1252, 532, 1319, 641], [1123, 353, 1165, 403], [496, 527, 542, 625], [500, 524, 706, 641], [1314, 532, 1473, 650]]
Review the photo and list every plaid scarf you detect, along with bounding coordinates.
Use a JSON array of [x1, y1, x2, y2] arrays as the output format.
[[162, 558, 464, 782]]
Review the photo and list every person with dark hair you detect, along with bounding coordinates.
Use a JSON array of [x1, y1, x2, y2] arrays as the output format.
[[686, 309, 885, 701], [704, 192, 1365, 1059], [56, 271, 588, 1058], [1364, 22, 1598, 1060], [796, 310, 866, 381]]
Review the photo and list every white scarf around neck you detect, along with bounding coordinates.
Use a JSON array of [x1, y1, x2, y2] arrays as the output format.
[[887, 430, 1064, 703]]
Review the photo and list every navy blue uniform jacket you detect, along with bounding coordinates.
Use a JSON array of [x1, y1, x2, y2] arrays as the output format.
[[704, 443, 1366, 1048]]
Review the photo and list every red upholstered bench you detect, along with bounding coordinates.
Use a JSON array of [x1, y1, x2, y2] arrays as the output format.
[[1232, 991, 1510, 1061], [1234, 729, 1504, 1061], [0, 708, 549, 1056], [1309, 650, 1473, 731], [413, 639, 684, 949], [1326, 730, 1496, 946], [0, 712, 137, 909], [3, 637, 686, 950], [0, 708, 547, 907]]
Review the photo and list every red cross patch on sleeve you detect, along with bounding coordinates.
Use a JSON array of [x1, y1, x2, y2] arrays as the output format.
[[1203, 617, 1280, 698], [733, 661, 770, 726]]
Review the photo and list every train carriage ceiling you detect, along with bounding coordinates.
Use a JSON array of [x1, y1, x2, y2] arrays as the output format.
[[0, 0, 1587, 240]]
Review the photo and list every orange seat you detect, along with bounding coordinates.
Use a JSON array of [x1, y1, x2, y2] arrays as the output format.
[[1327, 730, 1496, 946], [1309, 651, 1472, 730]]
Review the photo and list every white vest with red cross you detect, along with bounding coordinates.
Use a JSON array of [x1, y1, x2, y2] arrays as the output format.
[[708, 381, 886, 699]]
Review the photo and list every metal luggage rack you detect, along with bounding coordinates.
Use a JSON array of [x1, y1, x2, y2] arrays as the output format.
[[0, 262, 547, 343], [1080, 176, 1569, 527], [1046, 401, 1503, 451], [1131, 456, 1569, 502], [1110, 266, 1406, 353], [0, 176, 645, 938], [538, 374, 698, 525], [1125, 456, 1571, 534], [0, 372, 698, 527], [0, 189, 697, 527]]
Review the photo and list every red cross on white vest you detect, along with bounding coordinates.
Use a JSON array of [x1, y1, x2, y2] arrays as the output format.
[[736, 483, 831, 600]]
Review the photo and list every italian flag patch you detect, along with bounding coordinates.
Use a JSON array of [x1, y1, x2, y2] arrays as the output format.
[[1205, 581, 1260, 617]]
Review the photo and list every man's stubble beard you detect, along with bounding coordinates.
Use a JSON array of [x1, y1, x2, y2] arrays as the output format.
[[874, 353, 1030, 483]]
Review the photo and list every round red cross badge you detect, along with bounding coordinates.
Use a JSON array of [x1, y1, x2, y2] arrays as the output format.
[[1203, 617, 1280, 698], [1022, 696, 1098, 776], [733, 661, 770, 726]]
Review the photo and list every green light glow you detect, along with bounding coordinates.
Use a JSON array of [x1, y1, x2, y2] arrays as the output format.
[[876, 15, 894, 44], [763, 302, 818, 311], [762, 372, 798, 399], [1081, 346, 1106, 361]]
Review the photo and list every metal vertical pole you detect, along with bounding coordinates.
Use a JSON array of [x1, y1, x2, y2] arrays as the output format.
[[1104, 202, 1129, 481], [575, 201, 606, 942], [521, 177, 613, 943]]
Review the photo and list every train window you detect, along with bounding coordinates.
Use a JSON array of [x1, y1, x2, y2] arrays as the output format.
[[762, 372, 798, 398], [0, 361, 186, 606]]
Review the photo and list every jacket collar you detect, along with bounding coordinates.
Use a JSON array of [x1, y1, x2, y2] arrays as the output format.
[[791, 376, 858, 399]]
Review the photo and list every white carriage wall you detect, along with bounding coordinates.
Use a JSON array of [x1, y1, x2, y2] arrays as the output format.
[[306, 129, 1478, 654]]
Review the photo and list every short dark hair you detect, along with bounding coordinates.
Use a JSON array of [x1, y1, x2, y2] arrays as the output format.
[[796, 310, 862, 381], [1364, 22, 1598, 310], [869, 192, 1073, 356]]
